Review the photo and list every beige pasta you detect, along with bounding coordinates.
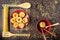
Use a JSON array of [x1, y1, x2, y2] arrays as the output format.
[[19, 23, 24, 29], [3, 6, 9, 32], [13, 22, 18, 28], [13, 13, 18, 18], [39, 22, 46, 28], [10, 18, 16, 23], [23, 18, 28, 23], [19, 12, 25, 17], [17, 17, 22, 23]]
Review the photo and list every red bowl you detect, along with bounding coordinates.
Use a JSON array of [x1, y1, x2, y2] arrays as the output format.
[[10, 10, 30, 29], [36, 19, 51, 34]]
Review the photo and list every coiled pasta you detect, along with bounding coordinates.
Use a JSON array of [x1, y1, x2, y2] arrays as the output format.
[[19, 12, 25, 17], [16, 17, 22, 23], [13, 22, 18, 28], [19, 23, 24, 29], [13, 13, 18, 18], [39, 22, 46, 28], [23, 18, 28, 23], [10, 18, 16, 23]]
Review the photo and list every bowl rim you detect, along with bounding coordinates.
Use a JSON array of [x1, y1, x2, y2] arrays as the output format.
[[36, 19, 51, 34], [10, 9, 30, 29]]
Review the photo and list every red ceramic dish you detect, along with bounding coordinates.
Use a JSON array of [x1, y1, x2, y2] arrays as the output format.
[[10, 10, 30, 29], [36, 20, 51, 34]]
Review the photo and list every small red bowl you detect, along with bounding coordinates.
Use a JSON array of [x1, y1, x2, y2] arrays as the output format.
[[36, 19, 51, 34]]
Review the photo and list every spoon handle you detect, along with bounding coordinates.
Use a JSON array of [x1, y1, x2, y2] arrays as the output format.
[[41, 29, 47, 40], [46, 23, 59, 28]]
